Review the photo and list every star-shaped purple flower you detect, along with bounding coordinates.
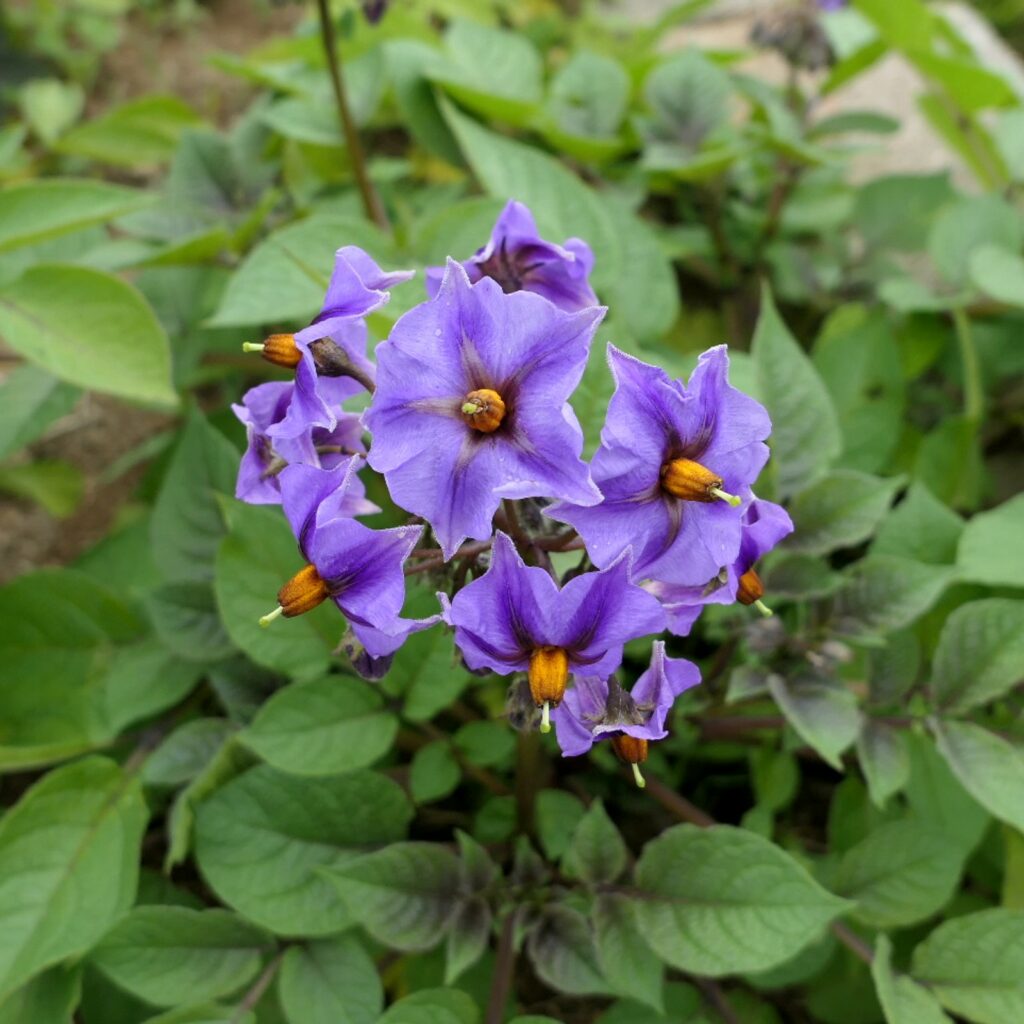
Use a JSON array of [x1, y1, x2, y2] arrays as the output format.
[[365, 261, 605, 559], [553, 642, 701, 781], [425, 200, 598, 312], [264, 461, 438, 659], [266, 246, 414, 442], [441, 532, 666, 731], [649, 497, 793, 635], [547, 344, 772, 587], [232, 380, 376, 510]]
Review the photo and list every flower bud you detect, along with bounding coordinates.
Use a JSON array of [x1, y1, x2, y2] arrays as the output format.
[[278, 563, 330, 617], [461, 388, 506, 433], [661, 458, 739, 506]]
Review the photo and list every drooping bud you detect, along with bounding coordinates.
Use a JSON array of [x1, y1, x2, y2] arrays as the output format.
[[528, 645, 569, 733], [737, 568, 773, 617], [661, 458, 740, 506], [611, 734, 649, 788], [461, 388, 506, 433], [340, 630, 393, 681], [243, 333, 301, 369], [277, 563, 330, 618], [308, 338, 376, 393]]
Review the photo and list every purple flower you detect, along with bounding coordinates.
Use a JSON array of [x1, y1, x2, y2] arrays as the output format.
[[365, 262, 604, 559], [818, 0, 847, 11], [262, 461, 438, 659], [553, 642, 700, 783], [441, 532, 666, 731], [648, 497, 793, 635], [264, 247, 414, 442], [232, 381, 377, 510], [425, 200, 598, 312], [547, 344, 771, 587]]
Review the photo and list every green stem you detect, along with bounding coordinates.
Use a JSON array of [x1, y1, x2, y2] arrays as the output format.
[[315, 0, 388, 231], [953, 307, 983, 424]]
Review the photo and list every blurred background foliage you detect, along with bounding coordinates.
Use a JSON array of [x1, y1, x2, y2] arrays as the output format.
[[0, 0, 1023, 1022]]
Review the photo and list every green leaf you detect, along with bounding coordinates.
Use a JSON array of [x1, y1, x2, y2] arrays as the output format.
[[833, 556, 953, 639], [872, 482, 963, 565], [633, 824, 849, 976], [547, 51, 629, 142], [214, 501, 335, 681], [911, 908, 1024, 1024], [856, 721, 909, 809], [872, 935, 953, 1024], [0, 460, 84, 517], [89, 907, 271, 1007], [0, 756, 147, 1001], [751, 288, 841, 497], [834, 821, 963, 928], [787, 470, 902, 555], [142, 718, 236, 788], [209, 216, 396, 328], [931, 599, 1024, 714], [0, 264, 176, 407], [853, 0, 934, 50], [969, 243, 1024, 308], [453, 721, 515, 769], [905, 732, 990, 857], [932, 720, 1024, 834], [563, 799, 628, 885], [322, 842, 460, 952], [928, 195, 1022, 287], [384, 617, 470, 721], [278, 935, 382, 1024], [768, 676, 860, 770], [58, 95, 202, 167], [241, 675, 397, 775], [0, 179, 150, 253], [957, 493, 1024, 588], [444, 897, 490, 984], [593, 894, 663, 1010], [0, 365, 78, 460], [150, 411, 238, 583], [194, 765, 411, 936], [141, 1005, 253, 1024], [536, 790, 587, 863], [429, 19, 542, 126], [0, 965, 80, 1024], [812, 307, 906, 472], [527, 905, 609, 996], [410, 741, 460, 804], [145, 581, 235, 662], [377, 988, 479, 1024], [0, 569, 148, 770], [440, 100, 678, 342], [643, 49, 732, 149], [19, 78, 84, 146]]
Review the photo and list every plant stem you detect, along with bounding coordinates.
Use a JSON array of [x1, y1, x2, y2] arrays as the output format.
[[952, 307, 983, 424], [694, 977, 742, 1024], [232, 949, 286, 1022], [315, 0, 388, 231], [485, 910, 518, 1024], [830, 920, 874, 965]]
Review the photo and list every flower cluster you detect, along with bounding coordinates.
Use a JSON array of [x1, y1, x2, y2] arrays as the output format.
[[235, 199, 792, 786]]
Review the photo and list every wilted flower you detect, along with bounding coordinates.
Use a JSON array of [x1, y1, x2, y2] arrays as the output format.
[[441, 532, 665, 731], [260, 461, 438, 658], [649, 497, 794, 635], [553, 642, 701, 786], [365, 261, 604, 558], [547, 345, 771, 587], [425, 200, 598, 312], [232, 380, 374, 507]]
